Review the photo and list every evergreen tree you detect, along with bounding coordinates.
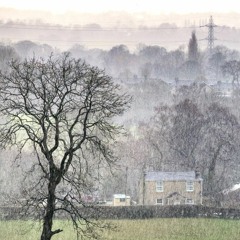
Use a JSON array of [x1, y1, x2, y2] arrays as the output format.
[[188, 31, 198, 62]]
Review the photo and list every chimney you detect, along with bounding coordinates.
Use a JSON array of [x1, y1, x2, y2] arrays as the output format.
[[195, 170, 201, 179]]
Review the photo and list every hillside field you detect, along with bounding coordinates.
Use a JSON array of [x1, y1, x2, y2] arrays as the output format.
[[0, 218, 240, 240]]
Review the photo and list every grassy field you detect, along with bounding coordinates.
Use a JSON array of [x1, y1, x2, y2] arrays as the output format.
[[0, 218, 240, 240]]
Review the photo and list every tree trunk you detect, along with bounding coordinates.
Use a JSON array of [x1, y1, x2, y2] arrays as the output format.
[[208, 145, 222, 194], [40, 179, 58, 240]]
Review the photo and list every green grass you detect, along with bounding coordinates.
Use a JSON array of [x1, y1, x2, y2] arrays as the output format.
[[0, 218, 240, 240], [103, 218, 240, 240]]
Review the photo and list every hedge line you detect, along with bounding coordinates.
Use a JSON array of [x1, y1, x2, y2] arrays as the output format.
[[1, 205, 240, 220]]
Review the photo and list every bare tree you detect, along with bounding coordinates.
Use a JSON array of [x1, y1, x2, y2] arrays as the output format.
[[0, 45, 19, 71], [208, 51, 226, 80], [169, 99, 205, 169], [222, 60, 240, 89], [202, 103, 239, 195], [0, 53, 130, 240], [145, 97, 240, 201]]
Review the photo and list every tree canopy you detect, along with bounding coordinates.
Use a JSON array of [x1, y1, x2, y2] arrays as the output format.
[[0, 53, 131, 240]]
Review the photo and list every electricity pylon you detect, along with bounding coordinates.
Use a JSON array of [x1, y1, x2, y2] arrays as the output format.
[[201, 16, 217, 54]]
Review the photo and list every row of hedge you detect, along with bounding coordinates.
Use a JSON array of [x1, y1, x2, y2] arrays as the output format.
[[80, 205, 240, 220], [1, 205, 240, 220]]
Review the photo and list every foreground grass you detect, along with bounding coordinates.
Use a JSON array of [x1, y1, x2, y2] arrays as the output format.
[[0, 218, 240, 240], [103, 218, 240, 240]]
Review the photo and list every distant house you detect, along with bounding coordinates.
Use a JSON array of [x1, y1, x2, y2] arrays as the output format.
[[113, 194, 131, 206], [139, 171, 203, 206]]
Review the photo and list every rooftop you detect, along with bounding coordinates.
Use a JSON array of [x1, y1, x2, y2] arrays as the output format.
[[113, 194, 130, 199], [145, 171, 202, 181]]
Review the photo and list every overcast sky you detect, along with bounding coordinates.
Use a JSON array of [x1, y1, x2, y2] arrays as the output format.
[[0, 0, 240, 14]]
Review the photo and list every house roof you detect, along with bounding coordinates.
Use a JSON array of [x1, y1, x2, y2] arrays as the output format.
[[113, 194, 130, 199], [145, 171, 202, 181]]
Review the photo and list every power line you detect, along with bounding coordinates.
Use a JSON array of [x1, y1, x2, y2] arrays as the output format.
[[0, 23, 199, 31], [220, 40, 240, 43]]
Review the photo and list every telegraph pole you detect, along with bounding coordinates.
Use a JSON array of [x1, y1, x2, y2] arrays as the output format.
[[201, 16, 217, 54]]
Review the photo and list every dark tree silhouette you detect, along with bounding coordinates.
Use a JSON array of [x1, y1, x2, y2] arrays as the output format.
[[0, 53, 131, 240], [188, 31, 198, 62]]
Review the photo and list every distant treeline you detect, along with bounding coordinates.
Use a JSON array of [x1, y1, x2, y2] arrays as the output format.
[[1, 18, 240, 51]]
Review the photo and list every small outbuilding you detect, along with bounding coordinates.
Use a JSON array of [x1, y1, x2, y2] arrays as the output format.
[[113, 194, 131, 206]]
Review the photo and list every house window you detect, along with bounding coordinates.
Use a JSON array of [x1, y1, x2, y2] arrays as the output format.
[[156, 199, 163, 205], [186, 181, 194, 192], [156, 181, 164, 192], [120, 198, 125, 202], [186, 199, 194, 205]]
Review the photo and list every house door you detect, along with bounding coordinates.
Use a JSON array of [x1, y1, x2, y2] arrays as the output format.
[[174, 200, 181, 205]]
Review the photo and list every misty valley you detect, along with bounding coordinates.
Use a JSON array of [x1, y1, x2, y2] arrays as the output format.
[[1, 15, 240, 240]]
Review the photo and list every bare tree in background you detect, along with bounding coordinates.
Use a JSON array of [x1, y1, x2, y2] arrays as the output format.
[[169, 99, 205, 169], [144, 97, 240, 201], [0, 53, 130, 240], [202, 103, 239, 195], [222, 60, 240, 89]]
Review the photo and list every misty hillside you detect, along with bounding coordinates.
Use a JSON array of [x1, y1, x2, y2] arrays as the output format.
[[1, 11, 240, 51], [1, 21, 240, 51]]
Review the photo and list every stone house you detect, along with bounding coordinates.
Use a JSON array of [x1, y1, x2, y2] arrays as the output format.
[[139, 171, 203, 205]]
